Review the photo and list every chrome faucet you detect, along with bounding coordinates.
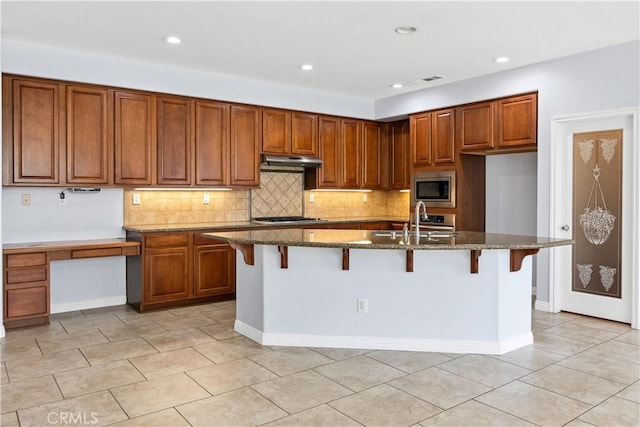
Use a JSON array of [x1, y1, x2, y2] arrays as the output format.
[[414, 201, 428, 244]]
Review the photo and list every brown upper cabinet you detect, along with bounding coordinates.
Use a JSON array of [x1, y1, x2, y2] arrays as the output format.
[[341, 119, 362, 188], [230, 104, 260, 187], [156, 96, 192, 185], [114, 90, 156, 185], [3, 74, 537, 190], [194, 100, 229, 186], [261, 108, 291, 154], [362, 121, 382, 189], [495, 93, 537, 149], [458, 93, 537, 153], [66, 85, 112, 185], [3, 76, 116, 186], [309, 117, 383, 190], [261, 108, 318, 156], [3, 74, 261, 188], [410, 108, 455, 168], [410, 112, 432, 167], [458, 101, 494, 151], [3, 77, 62, 185], [388, 120, 410, 190], [292, 112, 318, 156], [432, 109, 456, 163], [313, 116, 341, 188]]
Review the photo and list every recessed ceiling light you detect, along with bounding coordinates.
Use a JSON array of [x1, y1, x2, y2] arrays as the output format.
[[395, 26, 417, 35], [164, 36, 182, 44], [390, 83, 404, 89], [494, 56, 510, 63], [300, 64, 313, 71]]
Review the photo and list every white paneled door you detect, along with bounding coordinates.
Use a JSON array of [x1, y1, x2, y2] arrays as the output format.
[[550, 109, 638, 327]]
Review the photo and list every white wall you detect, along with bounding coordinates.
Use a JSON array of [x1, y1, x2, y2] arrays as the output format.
[[1, 39, 373, 119], [3, 188, 124, 242], [2, 188, 126, 313], [376, 41, 640, 304], [485, 153, 537, 235], [485, 153, 537, 290]]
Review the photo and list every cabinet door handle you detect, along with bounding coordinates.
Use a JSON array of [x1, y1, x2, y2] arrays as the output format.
[[561, 225, 570, 231]]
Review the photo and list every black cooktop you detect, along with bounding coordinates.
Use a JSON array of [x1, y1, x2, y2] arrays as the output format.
[[252, 216, 325, 223]]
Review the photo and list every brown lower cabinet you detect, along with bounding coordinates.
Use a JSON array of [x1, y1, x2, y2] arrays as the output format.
[[126, 230, 236, 311], [126, 222, 397, 311]]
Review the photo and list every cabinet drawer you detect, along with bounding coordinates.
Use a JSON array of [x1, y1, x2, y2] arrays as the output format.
[[6, 267, 47, 284], [6, 252, 47, 268], [72, 248, 122, 259], [145, 233, 190, 248], [6, 286, 48, 318]]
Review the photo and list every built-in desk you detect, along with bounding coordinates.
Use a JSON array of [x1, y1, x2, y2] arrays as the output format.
[[3, 239, 141, 329]]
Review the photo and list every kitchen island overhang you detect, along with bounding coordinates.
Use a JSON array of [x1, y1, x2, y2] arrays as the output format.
[[203, 229, 573, 355]]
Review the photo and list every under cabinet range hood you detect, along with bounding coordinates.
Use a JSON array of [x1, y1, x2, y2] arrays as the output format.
[[261, 154, 322, 168]]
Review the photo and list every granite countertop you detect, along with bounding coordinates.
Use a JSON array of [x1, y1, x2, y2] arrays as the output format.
[[123, 217, 409, 233], [202, 228, 573, 250]]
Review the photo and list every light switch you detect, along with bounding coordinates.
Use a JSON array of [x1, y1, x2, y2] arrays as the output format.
[[21, 193, 31, 206], [132, 193, 141, 205], [203, 193, 210, 204], [363, 193, 368, 202], [309, 193, 315, 203]]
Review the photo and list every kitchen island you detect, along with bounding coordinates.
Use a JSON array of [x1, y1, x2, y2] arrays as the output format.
[[203, 228, 572, 354]]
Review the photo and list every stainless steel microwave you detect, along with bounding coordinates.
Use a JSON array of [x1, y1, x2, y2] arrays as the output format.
[[412, 171, 456, 208]]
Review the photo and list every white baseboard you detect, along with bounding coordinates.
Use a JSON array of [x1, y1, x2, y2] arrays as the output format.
[[235, 320, 264, 343], [51, 296, 127, 314], [234, 321, 533, 355], [534, 299, 551, 312]]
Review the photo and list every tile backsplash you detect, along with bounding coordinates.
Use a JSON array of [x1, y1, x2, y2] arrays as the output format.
[[123, 188, 409, 226], [251, 171, 304, 218], [305, 191, 386, 218], [124, 189, 250, 225]]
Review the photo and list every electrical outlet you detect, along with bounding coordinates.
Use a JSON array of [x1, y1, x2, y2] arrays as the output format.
[[203, 193, 210, 204], [309, 193, 315, 203], [21, 193, 31, 206], [132, 193, 141, 205], [357, 298, 368, 313], [363, 193, 368, 202]]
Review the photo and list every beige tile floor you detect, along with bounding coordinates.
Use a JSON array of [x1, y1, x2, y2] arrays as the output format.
[[1, 301, 638, 427]]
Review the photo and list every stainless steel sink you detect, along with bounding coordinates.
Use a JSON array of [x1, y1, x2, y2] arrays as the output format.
[[370, 230, 460, 241], [371, 230, 410, 238], [422, 231, 460, 239]]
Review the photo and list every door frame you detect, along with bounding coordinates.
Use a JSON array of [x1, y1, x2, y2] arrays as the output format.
[[549, 107, 639, 329]]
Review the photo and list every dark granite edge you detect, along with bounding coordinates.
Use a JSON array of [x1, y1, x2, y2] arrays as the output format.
[[202, 231, 574, 251]]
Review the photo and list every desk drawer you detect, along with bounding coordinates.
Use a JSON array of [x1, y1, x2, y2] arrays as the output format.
[[6, 286, 48, 318], [6, 252, 47, 268], [72, 248, 122, 259], [6, 267, 47, 284]]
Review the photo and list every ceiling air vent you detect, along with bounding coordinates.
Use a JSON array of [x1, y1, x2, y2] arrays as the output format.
[[422, 75, 444, 82]]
